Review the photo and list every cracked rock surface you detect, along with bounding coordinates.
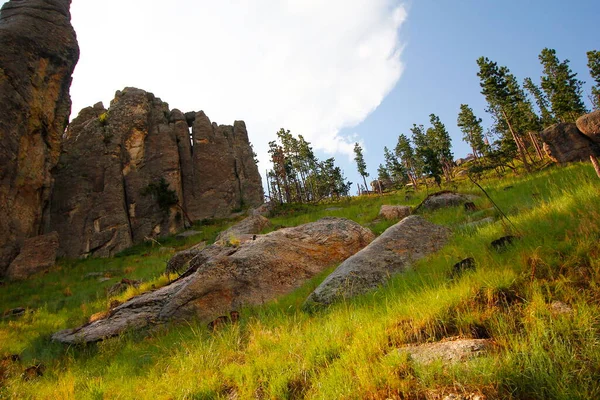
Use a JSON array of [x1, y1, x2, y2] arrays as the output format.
[[53, 218, 374, 344]]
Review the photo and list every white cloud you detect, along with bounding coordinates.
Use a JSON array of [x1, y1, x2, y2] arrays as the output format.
[[65, 0, 406, 167]]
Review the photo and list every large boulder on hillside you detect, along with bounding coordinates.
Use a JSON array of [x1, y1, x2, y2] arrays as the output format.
[[304, 216, 450, 308], [379, 205, 412, 220], [541, 122, 600, 164], [5, 232, 59, 280], [419, 192, 477, 211], [0, 0, 79, 275], [52, 218, 375, 343], [215, 215, 271, 244], [48, 88, 264, 258], [576, 110, 600, 143]]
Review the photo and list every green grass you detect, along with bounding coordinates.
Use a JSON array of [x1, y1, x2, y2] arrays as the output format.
[[1, 163, 600, 399]]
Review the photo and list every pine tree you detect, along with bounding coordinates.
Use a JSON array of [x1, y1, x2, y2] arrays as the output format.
[[395, 133, 420, 189], [377, 164, 391, 182], [428, 114, 454, 182], [353, 143, 370, 193], [477, 57, 531, 171], [411, 124, 443, 186], [457, 104, 487, 159], [383, 146, 406, 186], [587, 50, 600, 109], [539, 48, 587, 122], [523, 77, 555, 127]]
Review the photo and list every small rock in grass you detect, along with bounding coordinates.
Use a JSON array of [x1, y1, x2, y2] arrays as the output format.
[[1, 354, 20, 363], [464, 202, 477, 212], [452, 258, 476, 277], [400, 337, 491, 365], [378, 205, 412, 220], [463, 217, 495, 230], [550, 301, 573, 315], [2, 307, 26, 318], [22, 364, 45, 381], [491, 236, 516, 252], [207, 311, 240, 331]]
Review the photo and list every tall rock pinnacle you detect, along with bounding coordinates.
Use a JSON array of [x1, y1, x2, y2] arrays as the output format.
[[0, 0, 79, 275]]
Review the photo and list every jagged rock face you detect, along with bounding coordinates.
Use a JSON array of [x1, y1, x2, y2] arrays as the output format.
[[0, 0, 79, 274], [49, 88, 264, 258], [185, 113, 263, 220], [541, 122, 600, 164], [52, 218, 374, 343]]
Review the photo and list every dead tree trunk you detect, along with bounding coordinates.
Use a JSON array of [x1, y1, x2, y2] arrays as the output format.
[[591, 155, 600, 179]]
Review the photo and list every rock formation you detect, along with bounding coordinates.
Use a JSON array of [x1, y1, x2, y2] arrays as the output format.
[[5, 232, 59, 280], [48, 88, 264, 258], [540, 122, 600, 164], [378, 205, 412, 221], [576, 110, 600, 143], [416, 191, 478, 212], [53, 218, 374, 343], [0, 0, 79, 275], [304, 216, 450, 307]]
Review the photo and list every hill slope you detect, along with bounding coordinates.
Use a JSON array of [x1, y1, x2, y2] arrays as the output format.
[[1, 163, 600, 399]]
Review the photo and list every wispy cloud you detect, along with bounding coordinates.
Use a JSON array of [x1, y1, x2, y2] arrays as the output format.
[[69, 0, 407, 166]]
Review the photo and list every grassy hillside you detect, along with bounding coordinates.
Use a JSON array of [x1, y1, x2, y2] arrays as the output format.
[[1, 163, 600, 399]]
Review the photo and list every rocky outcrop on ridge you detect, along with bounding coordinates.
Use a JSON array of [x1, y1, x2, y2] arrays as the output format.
[[48, 88, 264, 258], [304, 216, 450, 307], [0, 0, 79, 274], [52, 218, 374, 343]]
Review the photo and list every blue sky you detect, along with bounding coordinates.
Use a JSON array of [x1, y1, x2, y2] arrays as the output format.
[[340, 0, 599, 189], [1, 0, 598, 194]]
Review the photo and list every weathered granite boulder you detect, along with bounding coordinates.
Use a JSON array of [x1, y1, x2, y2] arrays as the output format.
[[379, 205, 412, 220], [0, 0, 79, 275], [215, 215, 271, 244], [53, 218, 374, 343], [400, 338, 491, 365], [5, 232, 59, 280], [576, 110, 600, 143], [304, 216, 450, 307], [541, 122, 600, 163], [48, 88, 264, 258], [419, 192, 477, 211]]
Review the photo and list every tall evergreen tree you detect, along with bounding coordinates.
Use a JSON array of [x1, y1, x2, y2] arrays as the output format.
[[587, 50, 600, 109], [353, 143, 370, 193], [539, 48, 587, 122], [457, 104, 487, 158], [428, 114, 454, 182], [411, 124, 443, 186], [523, 77, 555, 127], [377, 164, 391, 182], [383, 146, 406, 186], [395, 134, 419, 189], [477, 57, 531, 171]]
